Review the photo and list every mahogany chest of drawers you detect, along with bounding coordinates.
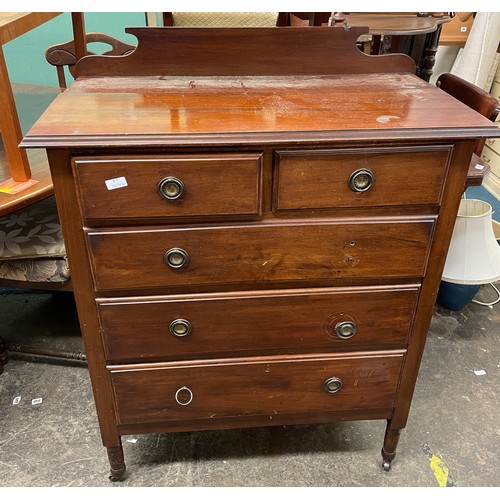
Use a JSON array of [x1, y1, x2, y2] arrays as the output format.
[[23, 27, 500, 480]]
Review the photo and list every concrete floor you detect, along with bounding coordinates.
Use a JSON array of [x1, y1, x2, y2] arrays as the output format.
[[0, 287, 499, 487]]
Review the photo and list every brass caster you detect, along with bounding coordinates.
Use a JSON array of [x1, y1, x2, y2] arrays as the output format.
[[108, 465, 126, 482], [109, 473, 126, 482]]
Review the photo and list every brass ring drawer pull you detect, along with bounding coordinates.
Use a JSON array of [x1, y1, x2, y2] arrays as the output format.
[[349, 168, 374, 192], [175, 386, 193, 406], [323, 377, 343, 394], [157, 176, 185, 201], [169, 319, 192, 337], [335, 321, 357, 340], [164, 248, 189, 269]]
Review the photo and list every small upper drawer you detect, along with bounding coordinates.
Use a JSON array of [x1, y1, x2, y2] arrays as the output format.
[[73, 154, 262, 221], [274, 146, 451, 211]]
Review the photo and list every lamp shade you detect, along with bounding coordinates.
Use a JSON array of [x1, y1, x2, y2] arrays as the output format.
[[442, 199, 500, 285]]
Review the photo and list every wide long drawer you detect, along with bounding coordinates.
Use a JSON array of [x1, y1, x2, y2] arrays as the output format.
[[73, 153, 262, 221], [110, 352, 404, 425], [274, 146, 451, 211], [99, 286, 418, 362], [86, 219, 435, 291]]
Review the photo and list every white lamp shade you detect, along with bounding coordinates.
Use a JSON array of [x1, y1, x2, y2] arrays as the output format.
[[442, 199, 500, 285]]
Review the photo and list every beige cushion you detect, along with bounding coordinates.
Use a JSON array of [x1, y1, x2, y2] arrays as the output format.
[[172, 12, 279, 27]]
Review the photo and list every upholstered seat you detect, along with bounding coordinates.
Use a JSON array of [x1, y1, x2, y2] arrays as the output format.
[[163, 12, 286, 27], [0, 196, 69, 284]]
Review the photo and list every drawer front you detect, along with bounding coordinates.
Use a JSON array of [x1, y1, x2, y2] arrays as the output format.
[[110, 352, 404, 424], [481, 146, 500, 178], [73, 154, 262, 221], [99, 287, 418, 361], [490, 79, 500, 102], [274, 147, 451, 211], [87, 219, 435, 291], [485, 137, 499, 150]]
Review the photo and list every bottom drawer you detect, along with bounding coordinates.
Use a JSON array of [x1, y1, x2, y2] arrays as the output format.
[[110, 352, 404, 425]]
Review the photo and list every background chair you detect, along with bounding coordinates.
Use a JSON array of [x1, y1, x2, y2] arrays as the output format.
[[436, 72, 500, 186], [435, 72, 500, 310], [162, 12, 289, 27], [45, 32, 135, 90], [437, 72, 500, 144]]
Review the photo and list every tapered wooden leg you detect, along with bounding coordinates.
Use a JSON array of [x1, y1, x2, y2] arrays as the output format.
[[107, 443, 126, 481], [381, 419, 402, 471]]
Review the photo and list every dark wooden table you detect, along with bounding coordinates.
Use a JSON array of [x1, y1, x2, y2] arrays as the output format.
[[329, 13, 452, 82]]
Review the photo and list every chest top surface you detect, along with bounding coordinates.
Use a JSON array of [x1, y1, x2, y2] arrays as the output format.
[[23, 73, 500, 148], [22, 27, 500, 148]]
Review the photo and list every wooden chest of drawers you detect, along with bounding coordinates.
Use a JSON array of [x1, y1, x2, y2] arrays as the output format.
[[23, 27, 500, 480]]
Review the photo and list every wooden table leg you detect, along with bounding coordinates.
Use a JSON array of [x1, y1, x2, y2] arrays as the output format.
[[419, 25, 443, 82], [0, 44, 31, 182]]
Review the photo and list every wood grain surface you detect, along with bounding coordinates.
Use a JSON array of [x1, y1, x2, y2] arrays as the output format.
[[86, 218, 435, 291], [110, 351, 405, 425], [23, 73, 500, 148], [98, 285, 419, 362]]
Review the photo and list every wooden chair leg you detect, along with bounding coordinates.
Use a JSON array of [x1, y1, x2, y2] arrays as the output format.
[[6, 342, 87, 362], [0, 336, 8, 374]]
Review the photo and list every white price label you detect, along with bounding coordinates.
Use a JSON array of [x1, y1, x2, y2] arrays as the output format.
[[105, 176, 128, 190]]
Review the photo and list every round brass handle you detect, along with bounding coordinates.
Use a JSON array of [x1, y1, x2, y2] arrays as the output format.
[[164, 248, 189, 269], [349, 169, 374, 192], [157, 176, 185, 201], [169, 319, 192, 337], [323, 377, 343, 394], [175, 386, 193, 406], [335, 321, 357, 340]]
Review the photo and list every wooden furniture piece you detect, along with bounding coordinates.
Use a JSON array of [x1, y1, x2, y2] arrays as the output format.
[[289, 13, 331, 26], [45, 33, 135, 90], [330, 13, 452, 82], [437, 72, 500, 187], [22, 27, 500, 480], [439, 13, 475, 45], [481, 63, 500, 197], [0, 12, 86, 217]]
